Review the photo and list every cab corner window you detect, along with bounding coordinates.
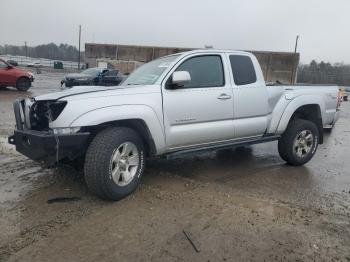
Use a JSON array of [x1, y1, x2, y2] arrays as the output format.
[[176, 55, 224, 88], [229, 55, 257, 86]]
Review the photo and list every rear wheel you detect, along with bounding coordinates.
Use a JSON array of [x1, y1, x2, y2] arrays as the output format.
[[278, 119, 319, 166], [84, 127, 145, 200], [16, 78, 31, 91]]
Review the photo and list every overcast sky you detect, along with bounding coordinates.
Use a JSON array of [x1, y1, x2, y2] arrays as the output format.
[[1, 0, 349, 63]]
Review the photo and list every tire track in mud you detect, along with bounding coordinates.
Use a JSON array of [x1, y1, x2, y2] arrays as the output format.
[[0, 154, 50, 203], [0, 142, 103, 261], [0, 205, 94, 261], [0, 151, 94, 261]]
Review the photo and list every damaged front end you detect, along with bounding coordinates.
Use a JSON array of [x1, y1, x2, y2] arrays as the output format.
[[16, 98, 67, 131], [9, 98, 90, 165]]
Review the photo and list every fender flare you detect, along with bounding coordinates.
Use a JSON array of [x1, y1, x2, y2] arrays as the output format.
[[270, 95, 325, 135], [70, 104, 166, 154]]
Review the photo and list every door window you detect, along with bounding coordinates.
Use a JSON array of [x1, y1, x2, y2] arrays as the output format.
[[229, 55, 257, 85], [175, 55, 225, 88]]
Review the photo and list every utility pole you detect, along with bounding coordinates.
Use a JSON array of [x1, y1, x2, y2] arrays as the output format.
[[294, 35, 299, 53], [78, 25, 81, 69], [291, 35, 300, 84], [25, 41, 28, 57]]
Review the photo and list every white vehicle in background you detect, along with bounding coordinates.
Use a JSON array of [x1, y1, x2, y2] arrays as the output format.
[[9, 50, 340, 200], [27, 61, 42, 68]]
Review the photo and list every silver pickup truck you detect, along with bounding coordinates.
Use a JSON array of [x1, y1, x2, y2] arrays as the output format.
[[8, 50, 340, 200]]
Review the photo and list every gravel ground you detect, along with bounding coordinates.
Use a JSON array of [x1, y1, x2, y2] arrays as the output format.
[[0, 72, 349, 261]]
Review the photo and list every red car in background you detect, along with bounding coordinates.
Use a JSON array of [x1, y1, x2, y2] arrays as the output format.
[[0, 59, 34, 91]]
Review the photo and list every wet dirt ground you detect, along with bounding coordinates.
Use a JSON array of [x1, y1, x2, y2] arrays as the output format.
[[0, 72, 349, 261]]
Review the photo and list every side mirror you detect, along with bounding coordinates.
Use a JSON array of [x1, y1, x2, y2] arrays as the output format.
[[7, 65, 13, 70], [170, 71, 191, 88]]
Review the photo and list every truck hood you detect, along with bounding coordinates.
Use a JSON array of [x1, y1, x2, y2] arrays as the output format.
[[34, 85, 127, 101]]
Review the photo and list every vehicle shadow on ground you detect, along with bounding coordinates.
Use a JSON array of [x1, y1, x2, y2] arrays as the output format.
[[144, 145, 314, 189], [31, 145, 313, 201], [147, 147, 274, 179], [45, 147, 262, 199]]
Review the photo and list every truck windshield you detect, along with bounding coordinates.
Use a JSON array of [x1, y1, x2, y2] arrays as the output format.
[[122, 55, 180, 86]]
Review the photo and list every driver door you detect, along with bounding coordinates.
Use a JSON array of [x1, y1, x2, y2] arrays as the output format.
[[162, 54, 234, 150], [0, 60, 13, 86]]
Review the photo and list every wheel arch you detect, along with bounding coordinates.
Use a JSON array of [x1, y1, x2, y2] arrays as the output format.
[[85, 119, 157, 157], [69, 105, 166, 155], [278, 102, 324, 144], [16, 76, 31, 83]]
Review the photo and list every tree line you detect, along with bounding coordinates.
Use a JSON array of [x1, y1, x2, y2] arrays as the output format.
[[1, 43, 350, 86], [297, 60, 350, 86], [0, 43, 80, 62]]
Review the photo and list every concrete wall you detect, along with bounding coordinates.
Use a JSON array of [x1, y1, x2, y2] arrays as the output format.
[[252, 51, 300, 84], [85, 43, 299, 83]]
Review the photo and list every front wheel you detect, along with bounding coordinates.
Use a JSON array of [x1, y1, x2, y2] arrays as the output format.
[[278, 119, 319, 166], [84, 127, 145, 200], [16, 77, 31, 91]]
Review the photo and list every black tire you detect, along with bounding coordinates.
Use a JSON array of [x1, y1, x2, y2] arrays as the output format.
[[278, 119, 319, 166], [84, 127, 145, 200], [16, 77, 31, 91]]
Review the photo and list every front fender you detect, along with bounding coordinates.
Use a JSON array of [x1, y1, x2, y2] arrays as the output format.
[[70, 105, 166, 154], [274, 95, 325, 135]]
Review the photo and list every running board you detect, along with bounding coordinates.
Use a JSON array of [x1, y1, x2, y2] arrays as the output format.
[[164, 135, 280, 159]]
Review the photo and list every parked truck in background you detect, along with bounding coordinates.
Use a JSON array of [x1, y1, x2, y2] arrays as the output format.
[[8, 50, 340, 200]]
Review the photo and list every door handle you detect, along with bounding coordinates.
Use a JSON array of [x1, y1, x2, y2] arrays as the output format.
[[217, 93, 232, 100]]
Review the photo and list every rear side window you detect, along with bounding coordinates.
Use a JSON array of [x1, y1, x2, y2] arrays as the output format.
[[229, 55, 257, 85], [175, 55, 224, 88]]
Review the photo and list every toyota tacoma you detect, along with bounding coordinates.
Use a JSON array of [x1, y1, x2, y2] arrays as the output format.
[[8, 50, 340, 200]]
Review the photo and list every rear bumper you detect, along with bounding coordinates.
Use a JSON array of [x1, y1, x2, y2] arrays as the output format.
[[8, 130, 90, 164]]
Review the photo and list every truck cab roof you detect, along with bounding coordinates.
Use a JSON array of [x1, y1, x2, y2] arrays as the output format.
[[168, 49, 254, 57]]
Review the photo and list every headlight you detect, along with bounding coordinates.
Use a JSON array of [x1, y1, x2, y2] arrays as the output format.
[[52, 127, 81, 135], [28, 72, 34, 77], [48, 101, 67, 121]]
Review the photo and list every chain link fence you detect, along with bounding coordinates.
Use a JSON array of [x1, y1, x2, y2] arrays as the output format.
[[0, 55, 79, 69]]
